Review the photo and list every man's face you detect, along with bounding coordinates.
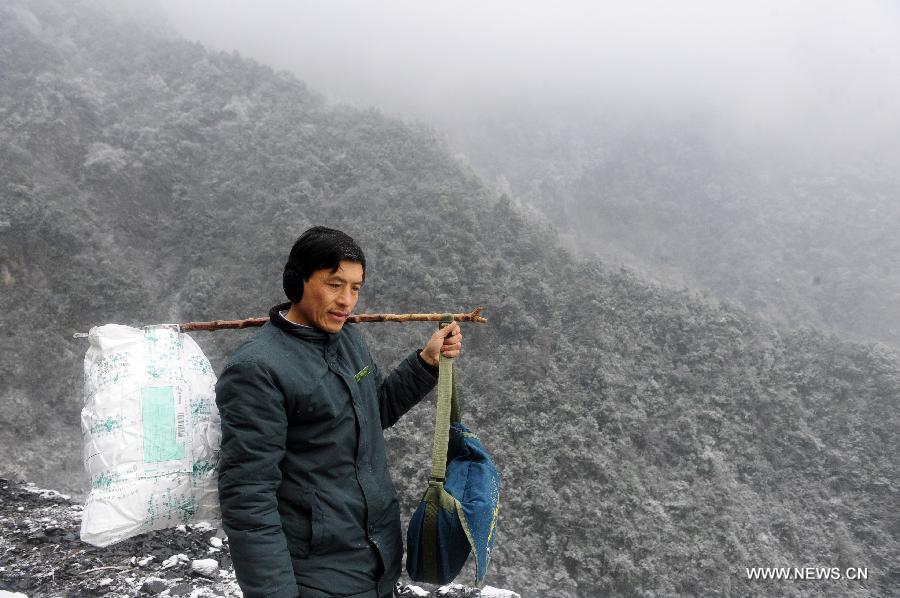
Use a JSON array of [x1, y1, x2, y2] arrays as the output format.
[[293, 260, 364, 333]]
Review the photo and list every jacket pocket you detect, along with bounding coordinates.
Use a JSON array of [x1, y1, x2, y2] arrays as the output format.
[[277, 490, 315, 558]]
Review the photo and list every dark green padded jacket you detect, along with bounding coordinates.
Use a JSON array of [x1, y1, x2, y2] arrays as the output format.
[[215, 303, 438, 598]]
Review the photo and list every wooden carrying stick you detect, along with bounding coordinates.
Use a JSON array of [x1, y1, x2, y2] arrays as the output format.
[[179, 307, 487, 332]]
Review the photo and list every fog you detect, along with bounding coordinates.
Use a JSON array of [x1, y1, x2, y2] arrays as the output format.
[[157, 0, 900, 160]]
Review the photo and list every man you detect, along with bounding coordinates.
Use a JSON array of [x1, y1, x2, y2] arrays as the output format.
[[215, 226, 462, 598]]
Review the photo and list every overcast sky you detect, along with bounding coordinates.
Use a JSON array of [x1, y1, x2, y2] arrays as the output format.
[[157, 0, 900, 159]]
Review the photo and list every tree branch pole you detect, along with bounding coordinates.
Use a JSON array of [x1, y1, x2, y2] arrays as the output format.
[[73, 309, 487, 338], [176, 307, 488, 332]]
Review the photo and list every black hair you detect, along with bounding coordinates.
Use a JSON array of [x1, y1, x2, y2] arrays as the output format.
[[282, 226, 366, 303]]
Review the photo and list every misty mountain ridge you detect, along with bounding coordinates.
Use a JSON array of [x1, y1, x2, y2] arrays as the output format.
[[436, 107, 900, 349], [1, 0, 899, 596]]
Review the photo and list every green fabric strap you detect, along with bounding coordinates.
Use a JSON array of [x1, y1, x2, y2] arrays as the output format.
[[429, 316, 460, 481], [450, 362, 460, 424], [422, 481, 442, 583], [421, 480, 460, 583], [422, 316, 463, 582]]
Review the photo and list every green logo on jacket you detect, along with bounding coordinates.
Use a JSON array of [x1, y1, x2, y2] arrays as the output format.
[[354, 365, 372, 382]]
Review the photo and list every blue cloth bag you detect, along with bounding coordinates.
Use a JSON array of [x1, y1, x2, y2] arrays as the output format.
[[406, 320, 501, 585]]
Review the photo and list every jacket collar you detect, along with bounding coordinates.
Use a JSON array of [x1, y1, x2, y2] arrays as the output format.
[[268, 302, 338, 345]]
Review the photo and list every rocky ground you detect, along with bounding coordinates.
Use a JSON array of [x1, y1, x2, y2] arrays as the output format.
[[0, 480, 518, 598]]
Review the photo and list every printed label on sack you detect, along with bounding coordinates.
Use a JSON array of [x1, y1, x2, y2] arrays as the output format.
[[141, 386, 185, 463]]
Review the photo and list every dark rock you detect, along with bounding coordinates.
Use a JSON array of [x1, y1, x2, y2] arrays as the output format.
[[10, 577, 34, 591], [83, 578, 116, 594], [27, 530, 48, 542], [140, 578, 169, 594], [169, 582, 195, 596]]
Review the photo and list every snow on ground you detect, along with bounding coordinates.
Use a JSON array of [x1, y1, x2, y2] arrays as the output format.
[[0, 478, 518, 597]]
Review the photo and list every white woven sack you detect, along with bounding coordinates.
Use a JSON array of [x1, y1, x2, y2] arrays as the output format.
[[80, 324, 221, 547]]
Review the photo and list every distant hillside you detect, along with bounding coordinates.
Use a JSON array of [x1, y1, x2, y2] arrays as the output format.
[[1, 1, 898, 596], [440, 109, 900, 349]]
